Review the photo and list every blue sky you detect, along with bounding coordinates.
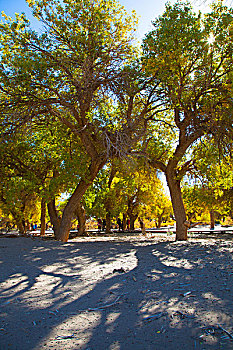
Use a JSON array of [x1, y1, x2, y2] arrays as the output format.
[[0, 0, 171, 38], [0, 0, 208, 41]]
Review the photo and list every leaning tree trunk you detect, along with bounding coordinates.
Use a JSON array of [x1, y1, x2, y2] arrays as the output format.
[[57, 181, 92, 241], [56, 159, 106, 242], [151, 120, 204, 240], [75, 202, 86, 236], [40, 198, 46, 236], [166, 167, 188, 241]]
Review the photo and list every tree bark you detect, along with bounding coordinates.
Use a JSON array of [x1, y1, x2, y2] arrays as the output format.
[[16, 219, 25, 235], [56, 158, 106, 242], [106, 212, 112, 233], [25, 220, 30, 231], [122, 213, 127, 231], [104, 165, 116, 234], [129, 213, 138, 231], [47, 199, 61, 238], [210, 209, 215, 229], [40, 198, 46, 236], [149, 115, 204, 241], [75, 202, 86, 236], [56, 181, 87, 241], [11, 209, 26, 235], [127, 197, 138, 231], [157, 215, 163, 229], [165, 166, 188, 241]]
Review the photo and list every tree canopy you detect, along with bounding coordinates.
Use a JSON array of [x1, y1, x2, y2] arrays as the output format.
[[142, 0, 233, 240], [0, 0, 148, 241], [1, 0, 233, 240]]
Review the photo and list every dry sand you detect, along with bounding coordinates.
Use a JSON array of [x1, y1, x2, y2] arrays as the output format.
[[0, 233, 233, 350]]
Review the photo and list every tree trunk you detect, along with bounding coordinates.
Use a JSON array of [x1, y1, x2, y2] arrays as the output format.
[[56, 182, 92, 241], [127, 197, 138, 231], [139, 219, 146, 234], [150, 123, 204, 240], [56, 159, 106, 242], [40, 198, 46, 236], [210, 209, 215, 229], [157, 215, 163, 229], [16, 218, 25, 235], [75, 202, 86, 236], [129, 213, 138, 231], [165, 167, 188, 241], [18, 221, 25, 234], [47, 199, 61, 238], [11, 209, 26, 235], [122, 213, 127, 231], [106, 212, 112, 234], [104, 166, 116, 234], [25, 220, 30, 232]]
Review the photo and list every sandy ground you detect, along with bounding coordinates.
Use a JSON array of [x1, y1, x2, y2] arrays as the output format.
[[0, 233, 233, 350]]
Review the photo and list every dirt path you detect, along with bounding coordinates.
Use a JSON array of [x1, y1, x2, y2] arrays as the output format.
[[0, 234, 233, 349]]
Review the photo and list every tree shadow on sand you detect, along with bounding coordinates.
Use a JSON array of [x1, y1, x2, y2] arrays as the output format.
[[0, 236, 233, 350]]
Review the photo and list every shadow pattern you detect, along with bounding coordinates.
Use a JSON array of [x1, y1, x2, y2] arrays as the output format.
[[0, 236, 233, 350]]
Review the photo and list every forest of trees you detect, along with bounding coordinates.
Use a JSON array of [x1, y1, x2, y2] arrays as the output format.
[[0, 0, 233, 242]]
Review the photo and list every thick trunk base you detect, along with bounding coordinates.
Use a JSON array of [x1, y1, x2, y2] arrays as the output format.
[[210, 210, 215, 229], [165, 169, 188, 241], [175, 230, 188, 241]]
